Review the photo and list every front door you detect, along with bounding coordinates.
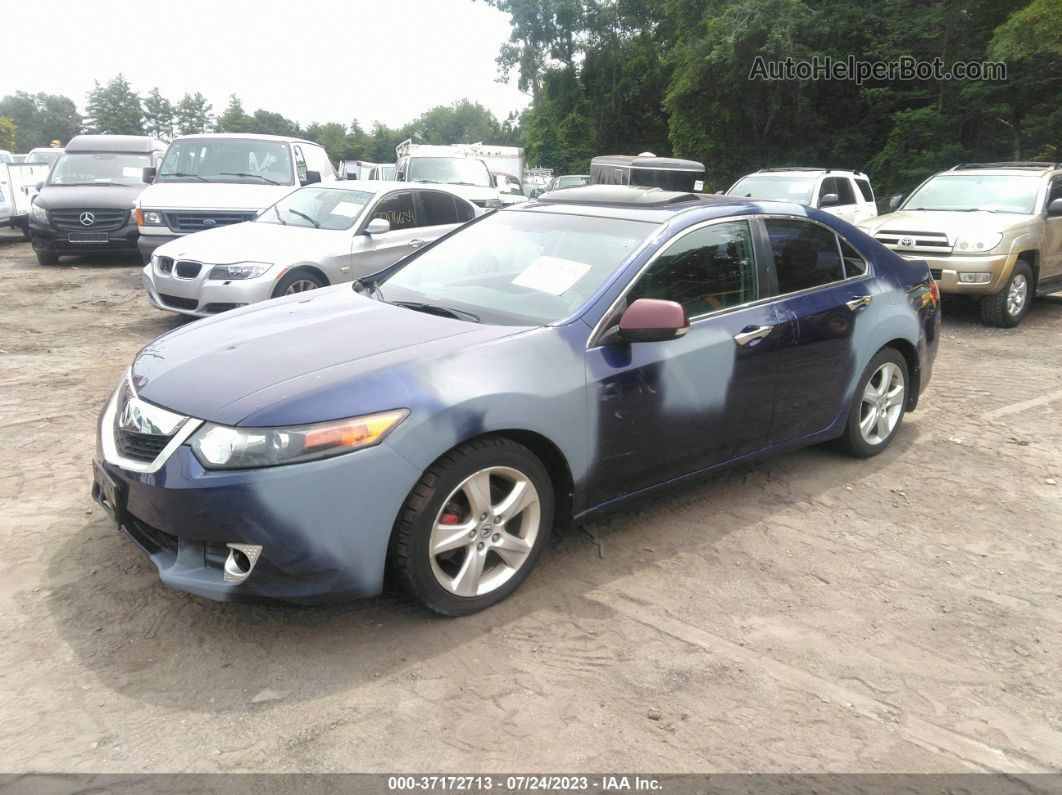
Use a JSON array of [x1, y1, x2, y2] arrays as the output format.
[[586, 219, 781, 506], [1042, 177, 1062, 283], [353, 190, 423, 275]]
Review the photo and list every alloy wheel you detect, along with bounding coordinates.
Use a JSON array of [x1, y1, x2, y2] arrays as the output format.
[[428, 466, 541, 598], [284, 279, 320, 295], [1006, 274, 1028, 317], [858, 362, 905, 446]]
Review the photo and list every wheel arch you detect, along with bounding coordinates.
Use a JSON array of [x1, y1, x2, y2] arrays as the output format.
[[883, 338, 920, 411], [274, 263, 330, 294], [473, 430, 574, 530], [1015, 249, 1039, 290]]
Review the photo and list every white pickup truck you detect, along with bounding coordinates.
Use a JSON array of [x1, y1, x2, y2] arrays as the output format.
[[0, 161, 51, 238], [135, 133, 337, 261]]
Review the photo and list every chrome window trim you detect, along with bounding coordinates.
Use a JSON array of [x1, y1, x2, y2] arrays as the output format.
[[587, 213, 875, 350], [101, 374, 203, 474]]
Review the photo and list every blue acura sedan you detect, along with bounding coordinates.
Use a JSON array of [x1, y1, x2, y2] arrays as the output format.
[[93, 185, 939, 615]]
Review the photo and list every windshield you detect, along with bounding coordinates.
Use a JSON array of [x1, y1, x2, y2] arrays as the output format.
[[257, 187, 373, 230], [728, 175, 817, 204], [158, 139, 294, 185], [28, 150, 62, 166], [555, 175, 590, 189], [381, 211, 655, 325], [902, 174, 1040, 214], [47, 152, 151, 186], [409, 157, 492, 188]]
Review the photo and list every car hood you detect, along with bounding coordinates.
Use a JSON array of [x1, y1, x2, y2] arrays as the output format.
[[857, 210, 1030, 237], [132, 287, 532, 426], [35, 183, 146, 210], [138, 181, 298, 211], [154, 221, 339, 264]]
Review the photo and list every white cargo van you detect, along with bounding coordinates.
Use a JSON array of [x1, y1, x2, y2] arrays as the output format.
[[135, 133, 336, 260]]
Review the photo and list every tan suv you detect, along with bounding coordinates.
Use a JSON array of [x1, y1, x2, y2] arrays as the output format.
[[857, 162, 1062, 327]]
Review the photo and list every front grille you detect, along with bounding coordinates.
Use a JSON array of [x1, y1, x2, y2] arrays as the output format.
[[156, 256, 174, 274], [874, 228, 952, 254], [49, 208, 129, 232], [159, 293, 198, 311], [115, 427, 171, 463], [174, 260, 202, 279], [164, 211, 256, 234], [125, 513, 179, 557]]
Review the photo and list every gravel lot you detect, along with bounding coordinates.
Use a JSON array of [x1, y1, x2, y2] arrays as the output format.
[[0, 229, 1060, 774]]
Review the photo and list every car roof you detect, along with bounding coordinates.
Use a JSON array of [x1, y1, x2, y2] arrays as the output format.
[[304, 180, 477, 198], [744, 168, 866, 178], [591, 155, 704, 172], [64, 135, 165, 153], [943, 162, 1061, 177], [171, 133, 319, 145], [514, 185, 766, 222]]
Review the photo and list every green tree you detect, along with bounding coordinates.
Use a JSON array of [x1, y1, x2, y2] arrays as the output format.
[[216, 95, 253, 133], [142, 88, 175, 140], [249, 109, 302, 137], [0, 117, 16, 151], [0, 91, 81, 149], [84, 75, 144, 135], [175, 92, 213, 135]]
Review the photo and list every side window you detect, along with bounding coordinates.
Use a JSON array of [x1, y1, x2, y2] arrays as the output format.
[[1047, 178, 1062, 207], [840, 238, 868, 276], [372, 191, 417, 230], [454, 198, 475, 222], [764, 218, 846, 293], [293, 146, 308, 183], [855, 178, 874, 203], [822, 177, 855, 206], [419, 191, 459, 226], [626, 220, 758, 316]]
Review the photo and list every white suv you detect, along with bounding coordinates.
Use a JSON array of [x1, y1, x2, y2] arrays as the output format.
[[135, 134, 336, 262], [726, 168, 878, 224]]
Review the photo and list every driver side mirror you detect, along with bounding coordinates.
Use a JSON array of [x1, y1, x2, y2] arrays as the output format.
[[818, 192, 840, 208], [612, 298, 690, 344], [364, 217, 391, 235], [35, 181, 44, 192], [142, 167, 156, 184], [889, 194, 904, 211], [302, 170, 321, 186], [1048, 198, 1062, 217]]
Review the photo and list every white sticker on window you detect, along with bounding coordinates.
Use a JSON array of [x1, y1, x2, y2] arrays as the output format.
[[511, 256, 590, 295], [122, 167, 144, 177], [331, 201, 364, 217]]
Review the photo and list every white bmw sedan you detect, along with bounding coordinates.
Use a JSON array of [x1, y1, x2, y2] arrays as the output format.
[[142, 181, 478, 318]]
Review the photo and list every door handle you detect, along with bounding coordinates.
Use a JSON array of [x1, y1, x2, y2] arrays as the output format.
[[409, 238, 427, 249], [733, 325, 773, 346], [846, 294, 873, 311]]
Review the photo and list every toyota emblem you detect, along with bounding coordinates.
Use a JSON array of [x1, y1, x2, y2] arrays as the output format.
[[79, 211, 95, 226], [899, 236, 915, 247]]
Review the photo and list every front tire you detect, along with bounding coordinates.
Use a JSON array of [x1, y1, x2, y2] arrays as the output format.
[[35, 250, 60, 266], [271, 269, 325, 298], [388, 437, 554, 616], [836, 347, 909, 458], [981, 260, 1033, 328]]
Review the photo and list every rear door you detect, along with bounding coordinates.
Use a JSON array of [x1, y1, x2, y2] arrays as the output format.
[[586, 218, 781, 505], [415, 189, 472, 243], [853, 176, 878, 222], [758, 216, 877, 444]]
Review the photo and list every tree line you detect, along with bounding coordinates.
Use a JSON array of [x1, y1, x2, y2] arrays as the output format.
[[488, 0, 1060, 196], [0, 76, 521, 165]]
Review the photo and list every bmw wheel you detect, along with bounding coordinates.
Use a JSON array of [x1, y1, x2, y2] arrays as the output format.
[[389, 437, 554, 616], [272, 269, 326, 298], [837, 347, 909, 458]]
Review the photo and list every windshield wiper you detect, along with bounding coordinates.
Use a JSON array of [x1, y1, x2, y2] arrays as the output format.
[[270, 205, 286, 225], [392, 301, 479, 323], [220, 171, 280, 185], [287, 208, 320, 228], [165, 172, 209, 182], [352, 278, 385, 301]]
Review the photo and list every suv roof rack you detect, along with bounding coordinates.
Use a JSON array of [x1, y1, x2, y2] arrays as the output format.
[[950, 161, 1061, 170], [756, 167, 864, 176]]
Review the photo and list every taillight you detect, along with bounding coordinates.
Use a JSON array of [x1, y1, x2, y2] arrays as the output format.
[[929, 277, 940, 303]]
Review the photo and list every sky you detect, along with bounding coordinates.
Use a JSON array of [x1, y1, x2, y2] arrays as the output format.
[[2, 0, 529, 129]]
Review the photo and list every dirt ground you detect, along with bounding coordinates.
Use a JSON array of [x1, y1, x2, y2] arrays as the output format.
[[0, 228, 1060, 775]]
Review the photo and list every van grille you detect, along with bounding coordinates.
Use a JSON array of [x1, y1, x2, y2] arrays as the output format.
[[164, 211, 256, 234]]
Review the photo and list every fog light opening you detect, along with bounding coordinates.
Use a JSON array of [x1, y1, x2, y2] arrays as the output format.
[[224, 543, 263, 584]]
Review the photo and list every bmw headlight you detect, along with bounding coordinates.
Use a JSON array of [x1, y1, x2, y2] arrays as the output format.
[[189, 409, 409, 469], [953, 232, 1002, 253], [208, 262, 273, 280], [30, 202, 48, 223]]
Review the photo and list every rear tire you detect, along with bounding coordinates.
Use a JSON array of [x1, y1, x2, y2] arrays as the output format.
[[271, 269, 325, 298], [835, 347, 909, 458], [35, 250, 60, 266], [981, 260, 1033, 328], [388, 437, 554, 616]]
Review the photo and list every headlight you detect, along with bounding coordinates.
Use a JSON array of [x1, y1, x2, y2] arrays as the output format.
[[483, 198, 503, 209], [30, 203, 48, 223], [208, 262, 273, 280], [136, 209, 164, 226], [953, 232, 1002, 253], [189, 409, 409, 469]]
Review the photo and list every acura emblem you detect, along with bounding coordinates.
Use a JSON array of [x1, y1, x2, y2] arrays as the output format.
[[79, 211, 95, 226], [899, 237, 915, 247]]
